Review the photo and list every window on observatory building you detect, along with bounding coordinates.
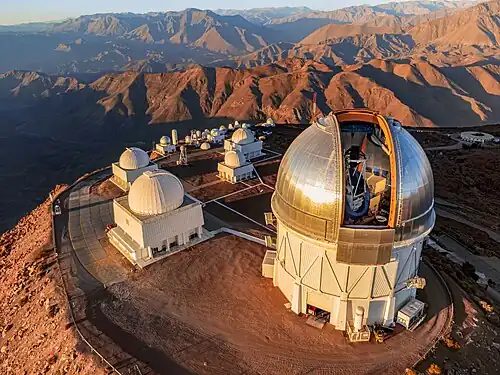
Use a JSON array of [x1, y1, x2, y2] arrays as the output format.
[[340, 121, 392, 227]]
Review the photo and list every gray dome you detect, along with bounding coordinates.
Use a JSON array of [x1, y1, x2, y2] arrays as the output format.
[[272, 112, 434, 244]]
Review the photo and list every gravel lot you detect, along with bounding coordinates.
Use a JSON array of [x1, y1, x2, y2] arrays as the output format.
[[95, 235, 451, 375]]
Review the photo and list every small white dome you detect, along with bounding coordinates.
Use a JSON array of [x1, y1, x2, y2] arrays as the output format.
[[128, 170, 184, 216], [224, 150, 246, 168], [200, 142, 211, 150], [231, 128, 255, 145], [119, 147, 150, 170], [160, 136, 171, 146]]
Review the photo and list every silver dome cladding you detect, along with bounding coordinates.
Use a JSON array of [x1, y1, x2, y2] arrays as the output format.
[[272, 112, 435, 245]]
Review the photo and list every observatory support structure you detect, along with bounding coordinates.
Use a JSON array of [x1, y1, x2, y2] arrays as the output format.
[[273, 220, 426, 330]]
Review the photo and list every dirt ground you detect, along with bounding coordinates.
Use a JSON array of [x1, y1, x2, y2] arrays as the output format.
[[418, 251, 500, 375], [434, 216, 499, 258], [429, 148, 500, 222], [410, 130, 457, 148], [94, 235, 451, 375], [91, 178, 125, 200], [0, 188, 103, 375]]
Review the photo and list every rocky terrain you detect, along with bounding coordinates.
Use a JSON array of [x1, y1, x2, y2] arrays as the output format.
[[0, 186, 103, 375], [1, 57, 499, 128]]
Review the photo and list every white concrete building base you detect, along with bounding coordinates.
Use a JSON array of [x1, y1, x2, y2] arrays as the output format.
[[108, 227, 214, 268], [273, 221, 424, 330]]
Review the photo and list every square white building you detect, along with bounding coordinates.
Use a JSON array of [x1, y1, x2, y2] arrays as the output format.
[[224, 128, 263, 160], [218, 150, 254, 183], [155, 135, 176, 155], [108, 169, 211, 268], [112, 147, 157, 191]]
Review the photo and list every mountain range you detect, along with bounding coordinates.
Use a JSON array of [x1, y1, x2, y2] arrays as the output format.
[[0, 0, 497, 75], [1, 56, 499, 130], [0, 0, 498, 130]]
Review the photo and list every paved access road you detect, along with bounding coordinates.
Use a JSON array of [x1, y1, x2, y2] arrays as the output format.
[[67, 172, 130, 286]]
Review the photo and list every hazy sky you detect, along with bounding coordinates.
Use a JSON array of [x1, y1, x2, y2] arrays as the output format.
[[1, 0, 383, 25]]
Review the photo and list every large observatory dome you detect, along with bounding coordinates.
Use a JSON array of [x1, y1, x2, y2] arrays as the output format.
[[128, 170, 184, 216], [119, 147, 150, 170], [232, 128, 255, 145], [272, 110, 435, 245], [224, 150, 246, 168]]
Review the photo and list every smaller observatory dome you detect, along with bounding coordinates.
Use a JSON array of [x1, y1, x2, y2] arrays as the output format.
[[232, 128, 255, 145], [128, 170, 184, 216], [224, 150, 246, 168], [119, 147, 150, 170], [160, 136, 171, 146], [200, 142, 211, 150]]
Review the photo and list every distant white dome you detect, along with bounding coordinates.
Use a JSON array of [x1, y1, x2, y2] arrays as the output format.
[[128, 170, 184, 216], [200, 142, 211, 150], [232, 128, 255, 145], [224, 150, 246, 168], [119, 147, 150, 170], [160, 136, 171, 146]]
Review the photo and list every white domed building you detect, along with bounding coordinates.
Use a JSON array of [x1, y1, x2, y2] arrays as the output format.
[[108, 169, 209, 267], [264, 110, 435, 338], [224, 128, 263, 160], [111, 147, 158, 191], [207, 128, 224, 143], [217, 150, 254, 183], [156, 135, 176, 155], [200, 142, 211, 150]]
